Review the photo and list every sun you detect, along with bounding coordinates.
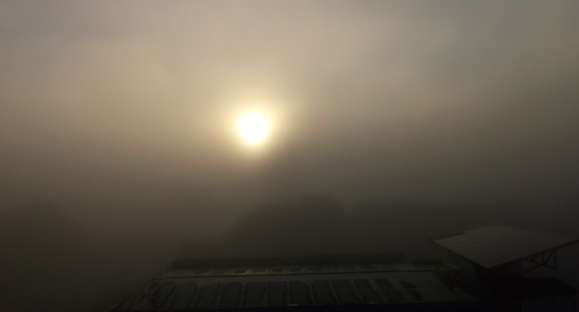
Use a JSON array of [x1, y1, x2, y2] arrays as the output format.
[[236, 111, 271, 147]]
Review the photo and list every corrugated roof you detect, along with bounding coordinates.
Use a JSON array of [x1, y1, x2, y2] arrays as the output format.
[[112, 260, 476, 311]]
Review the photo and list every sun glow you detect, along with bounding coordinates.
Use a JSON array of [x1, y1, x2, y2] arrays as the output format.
[[236, 111, 271, 147]]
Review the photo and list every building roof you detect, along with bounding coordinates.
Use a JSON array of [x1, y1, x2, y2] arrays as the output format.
[[434, 226, 578, 269], [111, 256, 477, 311]]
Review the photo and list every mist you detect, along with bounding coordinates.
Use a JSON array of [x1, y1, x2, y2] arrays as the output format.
[[2, 1, 579, 311]]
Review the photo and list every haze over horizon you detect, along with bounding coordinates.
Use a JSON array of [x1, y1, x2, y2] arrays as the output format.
[[2, 1, 579, 311]]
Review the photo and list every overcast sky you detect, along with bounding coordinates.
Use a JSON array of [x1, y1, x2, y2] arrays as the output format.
[[2, 0, 579, 238], [3, 2, 579, 310]]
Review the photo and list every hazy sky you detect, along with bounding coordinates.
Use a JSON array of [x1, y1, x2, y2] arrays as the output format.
[[2, 0, 579, 234], [3, 2, 579, 310]]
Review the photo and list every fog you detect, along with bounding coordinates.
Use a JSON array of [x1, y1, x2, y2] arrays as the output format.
[[2, 1, 579, 311]]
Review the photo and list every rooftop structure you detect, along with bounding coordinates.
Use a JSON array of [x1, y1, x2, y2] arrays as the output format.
[[111, 255, 479, 311], [110, 226, 577, 311], [435, 226, 578, 271], [435, 226, 578, 311]]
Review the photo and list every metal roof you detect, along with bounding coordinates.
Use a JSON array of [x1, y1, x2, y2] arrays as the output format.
[[111, 259, 476, 311], [434, 226, 578, 269]]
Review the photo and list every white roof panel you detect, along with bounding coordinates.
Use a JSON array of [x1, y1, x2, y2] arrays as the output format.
[[435, 226, 576, 269]]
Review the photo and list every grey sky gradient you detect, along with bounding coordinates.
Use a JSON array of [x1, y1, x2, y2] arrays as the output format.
[[3, 1, 579, 222]]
